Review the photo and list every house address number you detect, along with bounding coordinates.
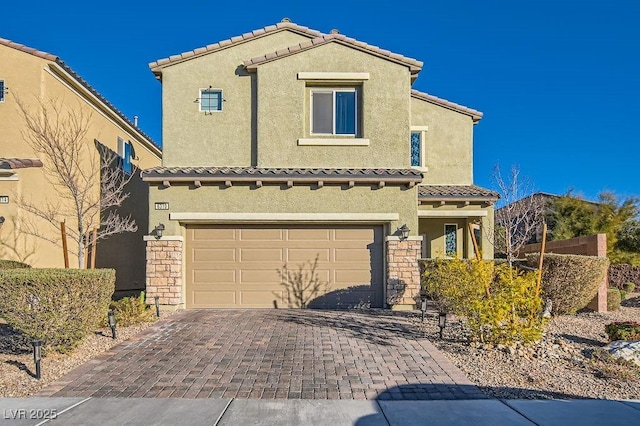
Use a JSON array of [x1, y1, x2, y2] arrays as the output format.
[[0, 196, 8, 204]]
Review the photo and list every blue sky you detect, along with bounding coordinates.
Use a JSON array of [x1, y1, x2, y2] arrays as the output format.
[[3, 1, 638, 202]]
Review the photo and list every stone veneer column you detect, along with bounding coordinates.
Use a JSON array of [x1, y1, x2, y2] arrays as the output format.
[[386, 236, 423, 310], [144, 236, 183, 307]]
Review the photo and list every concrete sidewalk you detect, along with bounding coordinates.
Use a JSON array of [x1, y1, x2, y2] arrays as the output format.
[[1, 397, 639, 425]]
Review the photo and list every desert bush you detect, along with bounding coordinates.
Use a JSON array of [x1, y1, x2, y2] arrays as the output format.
[[526, 253, 609, 315], [0, 268, 115, 353], [588, 348, 640, 381], [608, 288, 622, 311], [422, 258, 545, 344], [608, 264, 640, 289], [605, 321, 640, 341], [623, 282, 636, 293], [108, 291, 156, 327], [0, 260, 31, 269]]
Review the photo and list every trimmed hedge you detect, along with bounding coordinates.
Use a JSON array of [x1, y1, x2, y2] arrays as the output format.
[[0, 260, 31, 269], [108, 291, 156, 327], [0, 268, 115, 353], [526, 253, 609, 315], [608, 288, 622, 311]]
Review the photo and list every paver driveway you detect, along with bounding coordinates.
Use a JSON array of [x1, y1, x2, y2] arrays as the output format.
[[40, 310, 486, 400]]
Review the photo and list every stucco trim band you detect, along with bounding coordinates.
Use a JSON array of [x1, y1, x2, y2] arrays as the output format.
[[385, 236, 424, 242], [297, 138, 370, 146], [418, 210, 488, 217], [297, 72, 370, 80], [169, 212, 399, 223]]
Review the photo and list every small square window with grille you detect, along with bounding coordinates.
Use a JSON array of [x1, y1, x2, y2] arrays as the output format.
[[199, 88, 223, 112], [0, 80, 5, 102]]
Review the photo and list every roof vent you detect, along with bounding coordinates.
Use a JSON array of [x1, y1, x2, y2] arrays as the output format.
[[281, 17, 291, 23], [330, 29, 340, 34]]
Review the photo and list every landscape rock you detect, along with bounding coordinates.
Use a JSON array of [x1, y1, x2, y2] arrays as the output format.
[[603, 340, 640, 366]]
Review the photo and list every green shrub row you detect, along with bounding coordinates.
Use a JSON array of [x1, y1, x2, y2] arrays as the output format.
[[0, 260, 31, 269], [0, 268, 115, 353], [605, 321, 640, 341], [526, 253, 609, 315], [422, 258, 545, 344], [108, 291, 156, 327]]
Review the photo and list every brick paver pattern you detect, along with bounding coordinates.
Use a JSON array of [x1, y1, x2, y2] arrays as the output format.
[[39, 310, 487, 400]]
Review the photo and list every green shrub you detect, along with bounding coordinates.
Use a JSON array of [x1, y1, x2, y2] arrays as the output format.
[[623, 282, 636, 293], [608, 288, 622, 311], [0, 260, 31, 269], [0, 268, 115, 353], [605, 321, 640, 341], [526, 253, 609, 315], [108, 291, 156, 327], [620, 289, 628, 300], [422, 258, 545, 344]]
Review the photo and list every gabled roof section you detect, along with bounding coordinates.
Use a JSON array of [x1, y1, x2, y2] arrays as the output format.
[[0, 158, 43, 170], [411, 90, 483, 122], [149, 20, 324, 76], [244, 33, 423, 76], [419, 185, 499, 202], [0, 37, 162, 156]]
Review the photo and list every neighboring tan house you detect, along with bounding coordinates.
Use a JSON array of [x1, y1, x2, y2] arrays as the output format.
[[0, 37, 162, 294], [142, 20, 498, 310]]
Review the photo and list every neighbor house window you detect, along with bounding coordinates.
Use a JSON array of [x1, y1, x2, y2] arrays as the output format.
[[311, 89, 357, 135], [200, 88, 223, 112], [0, 80, 5, 102], [117, 137, 133, 174], [444, 224, 457, 257], [410, 126, 428, 169]]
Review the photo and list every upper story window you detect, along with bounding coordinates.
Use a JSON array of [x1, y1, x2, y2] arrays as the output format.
[[0, 80, 5, 102], [410, 126, 428, 170], [311, 89, 357, 135], [117, 137, 134, 174], [199, 88, 223, 112]]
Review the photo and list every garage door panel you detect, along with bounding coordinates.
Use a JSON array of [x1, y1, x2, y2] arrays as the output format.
[[287, 228, 331, 240], [240, 248, 283, 261], [240, 228, 283, 240], [192, 227, 236, 241], [193, 269, 236, 284], [186, 225, 383, 308], [193, 248, 236, 262], [287, 248, 330, 262]]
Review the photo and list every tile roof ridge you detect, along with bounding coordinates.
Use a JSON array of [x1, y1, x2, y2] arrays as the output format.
[[0, 37, 58, 61], [149, 20, 324, 71], [411, 89, 483, 122], [244, 33, 423, 72]]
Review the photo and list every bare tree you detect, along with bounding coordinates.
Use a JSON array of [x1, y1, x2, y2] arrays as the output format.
[[14, 95, 137, 268], [491, 164, 545, 266]]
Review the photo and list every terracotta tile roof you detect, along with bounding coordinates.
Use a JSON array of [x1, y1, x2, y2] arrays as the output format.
[[0, 37, 161, 154], [418, 185, 499, 201], [244, 33, 423, 74], [149, 21, 324, 74], [411, 90, 483, 122], [0, 158, 43, 170], [142, 166, 423, 185]]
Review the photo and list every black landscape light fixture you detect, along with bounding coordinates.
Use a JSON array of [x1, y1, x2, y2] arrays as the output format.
[[108, 309, 117, 339], [397, 224, 410, 240], [420, 297, 428, 322], [32, 340, 42, 380], [153, 223, 165, 239], [438, 313, 447, 339], [154, 296, 160, 318]]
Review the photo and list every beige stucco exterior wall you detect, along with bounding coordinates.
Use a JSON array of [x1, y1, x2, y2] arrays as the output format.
[[0, 43, 161, 275], [160, 31, 311, 167], [149, 183, 418, 237], [255, 43, 411, 168], [411, 97, 474, 185]]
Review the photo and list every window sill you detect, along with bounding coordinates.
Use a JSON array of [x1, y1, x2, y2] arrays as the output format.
[[411, 166, 429, 172], [297, 138, 370, 146]]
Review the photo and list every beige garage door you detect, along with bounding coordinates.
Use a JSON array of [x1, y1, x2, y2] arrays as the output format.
[[186, 225, 384, 309]]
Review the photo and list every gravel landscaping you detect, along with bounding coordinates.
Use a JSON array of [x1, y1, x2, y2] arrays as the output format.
[[412, 293, 640, 400], [0, 311, 178, 397]]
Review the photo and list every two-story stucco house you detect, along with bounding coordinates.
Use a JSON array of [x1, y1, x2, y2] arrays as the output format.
[[0, 37, 162, 294], [143, 20, 498, 310]]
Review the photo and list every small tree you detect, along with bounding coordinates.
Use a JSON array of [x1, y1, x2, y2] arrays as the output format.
[[14, 96, 137, 268], [491, 165, 545, 266]]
